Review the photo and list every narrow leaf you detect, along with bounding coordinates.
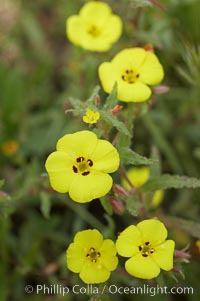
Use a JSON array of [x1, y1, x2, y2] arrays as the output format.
[[100, 111, 130, 136], [119, 147, 153, 165], [161, 216, 200, 239], [104, 82, 118, 109], [142, 174, 200, 192], [40, 192, 51, 219], [100, 197, 113, 216], [0, 180, 5, 189]]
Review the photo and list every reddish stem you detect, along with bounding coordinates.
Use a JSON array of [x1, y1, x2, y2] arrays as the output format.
[[149, 0, 168, 11]]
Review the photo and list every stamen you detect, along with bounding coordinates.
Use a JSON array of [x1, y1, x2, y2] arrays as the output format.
[[145, 242, 150, 246], [82, 171, 90, 176], [73, 166, 78, 173], [138, 246, 143, 251], [76, 157, 84, 163], [87, 159, 93, 167], [86, 247, 101, 263], [136, 74, 140, 78]]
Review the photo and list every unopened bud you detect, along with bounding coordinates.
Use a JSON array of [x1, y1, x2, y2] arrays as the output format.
[[153, 85, 169, 94], [113, 184, 129, 198], [175, 250, 191, 259], [109, 197, 125, 215], [110, 105, 123, 115], [95, 95, 101, 107], [144, 44, 154, 53]]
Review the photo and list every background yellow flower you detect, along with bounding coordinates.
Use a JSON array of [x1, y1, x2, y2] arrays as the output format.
[[45, 131, 119, 203], [98, 47, 164, 102], [116, 219, 175, 279], [66, 229, 118, 283], [122, 166, 164, 208], [66, 1, 122, 52]]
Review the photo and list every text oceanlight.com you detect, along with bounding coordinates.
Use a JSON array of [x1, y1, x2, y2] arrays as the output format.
[[25, 284, 194, 296]]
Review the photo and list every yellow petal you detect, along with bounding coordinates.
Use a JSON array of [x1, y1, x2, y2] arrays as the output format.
[[80, 261, 110, 284], [66, 243, 86, 273], [45, 152, 75, 193], [56, 131, 98, 159], [122, 167, 150, 190], [69, 171, 113, 203], [98, 62, 117, 93], [117, 81, 152, 103], [66, 15, 85, 46], [125, 253, 160, 279], [102, 15, 122, 43], [116, 225, 142, 257], [112, 48, 146, 70], [137, 219, 168, 246], [152, 240, 175, 271], [151, 190, 164, 208], [80, 1, 111, 25], [74, 229, 103, 250], [99, 239, 118, 271], [91, 139, 120, 173], [139, 52, 164, 85]]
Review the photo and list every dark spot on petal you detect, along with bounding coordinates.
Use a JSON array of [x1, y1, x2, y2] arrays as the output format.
[[76, 157, 84, 163], [73, 166, 78, 173], [87, 159, 93, 167], [82, 171, 90, 176]]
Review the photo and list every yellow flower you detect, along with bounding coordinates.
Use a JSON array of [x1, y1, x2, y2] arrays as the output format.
[[83, 109, 100, 124], [1, 140, 19, 156], [45, 130, 119, 203], [66, 1, 122, 52], [122, 167, 164, 208], [98, 48, 164, 102], [116, 219, 175, 279], [66, 229, 118, 284], [195, 240, 200, 252]]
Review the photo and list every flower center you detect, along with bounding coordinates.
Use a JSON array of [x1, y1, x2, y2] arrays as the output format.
[[121, 69, 140, 84], [86, 247, 101, 263], [72, 156, 93, 176], [88, 25, 100, 38], [138, 241, 155, 257]]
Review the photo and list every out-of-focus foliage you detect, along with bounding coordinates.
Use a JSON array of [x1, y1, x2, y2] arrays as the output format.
[[0, 0, 200, 300]]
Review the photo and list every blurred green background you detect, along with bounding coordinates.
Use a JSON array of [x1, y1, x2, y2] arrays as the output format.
[[0, 0, 200, 300]]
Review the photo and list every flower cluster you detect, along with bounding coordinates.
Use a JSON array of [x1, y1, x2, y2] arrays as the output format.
[[43, 0, 181, 286], [66, 220, 175, 283]]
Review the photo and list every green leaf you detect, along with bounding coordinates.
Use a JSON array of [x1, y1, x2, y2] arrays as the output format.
[[100, 111, 130, 136], [125, 195, 142, 217], [119, 147, 153, 165], [160, 216, 200, 239], [149, 146, 162, 177], [40, 192, 51, 219], [116, 104, 135, 150], [103, 82, 118, 109], [86, 85, 101, 104], [142, 174, 200, 192], [100, 197, 113, 216], [68, 97, 84, 111], [0, 180, 5, 189]]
